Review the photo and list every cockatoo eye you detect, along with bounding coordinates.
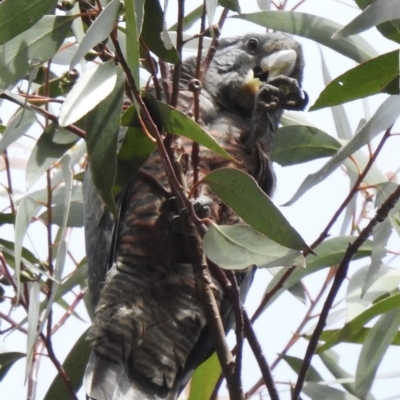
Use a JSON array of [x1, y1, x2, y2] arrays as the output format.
[[246, 38, 258, 52]]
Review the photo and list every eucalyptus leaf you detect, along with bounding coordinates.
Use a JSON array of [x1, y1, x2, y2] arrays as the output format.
[[0, 0, 57, 45], [204, 224, 305, 270], [287, 95, 400, 205], [124, 0, 142, 86], [39, 201, 84, 228], [318, 292, 400, 353], [151, 96, 234, 161], [272, 125, 341, 166], [0, 108, 36, 154], [188, 353, 221, 400], [26, 124, 79, 189], [141, 0, 179, 64], [59, 60, 118, 127], [0, 16, 73, 92], [85, 65, 125, 217], [311, 50, 400, 110], [334, 0, 400, 39], [70, 0, 122, 69], [203, 168, 309, 251], [232, 11, 378, 63], [355, 309, 400, 398], [0, 351, 25, 381], [44, 329, 91, 400]]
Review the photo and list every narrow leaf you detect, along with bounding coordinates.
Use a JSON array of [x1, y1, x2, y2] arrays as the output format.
[[203, 168, 308, 251], [125, 0, 142, 86], [141, 0, 179, 63], [318, 292, 400, 353], [26, 281, 41, 380], [70, 0, 121, 69], [44, 329, 91, 400], [311, 51, 399, 111], [272, 125, 341, 166], [204, 224, 305, 270], [262, 237, 372, 309], [0, 0, 57, 45], [0, 108, 36, 153], [0, 16, 73, 92], [319, 350, 358, 396], [39, 201, 83, 228], [232, 11, 378, 63], [26, 124, 79, 189], [282, 355, 323, 382], [287, 95, 400, 205], [219, 0, 241, 13], [14, 197, 39, 295], [59, 60, 118, 127], [334, 0, 400, 39], [0, 350, 25, 381], [303, 383, 360, 400], [153, 97, 234, 161], [188, 353, 221, 400], [85, 65, 125, 216], [355, 310, 400, 398]]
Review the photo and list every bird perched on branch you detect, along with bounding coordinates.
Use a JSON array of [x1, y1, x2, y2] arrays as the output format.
[[83, 32, 307, 400]]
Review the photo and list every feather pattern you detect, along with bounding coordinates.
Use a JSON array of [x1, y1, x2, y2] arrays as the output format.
[[84, 32, 307, 399]]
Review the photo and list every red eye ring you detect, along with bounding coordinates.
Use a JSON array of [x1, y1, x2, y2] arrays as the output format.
[[247, 38, 258, 51]]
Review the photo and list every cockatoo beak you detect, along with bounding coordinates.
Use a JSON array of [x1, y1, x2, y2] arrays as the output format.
[[260, 49, 297, 78], [242, 49, 297, 94]]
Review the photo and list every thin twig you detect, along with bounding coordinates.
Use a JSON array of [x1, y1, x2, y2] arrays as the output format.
[[292, 182, 400, 398]]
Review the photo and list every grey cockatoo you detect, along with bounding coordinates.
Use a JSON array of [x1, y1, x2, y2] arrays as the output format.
[[83, 32, 307, 400]]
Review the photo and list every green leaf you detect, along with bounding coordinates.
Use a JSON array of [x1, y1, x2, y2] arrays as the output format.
[[14, 197, 39, 296], [26, 124, 79, 189], [334, 0, 400, 39], [319, 350, 358, 396], [125, 0, 143, 86], [188, 353, 221, 400], [70, 0, 121, 69], [203, 168, 308, 251], [151, 96, 234, 161], [318, 292, 400, 353], [0, 16, 73, 92], [355, 309, 400, 398], [44, 329, 91, 400], [232, 11, 378, 63], [287, 95, 400, 205], [39, 201, 84, 228], [311, 51, 399, 111], [0, 108, 37, 153], [59, 59, 118, 127], [282, 354, 323, 382], [318, 327, 400, 346], [204, 224, 305, 270], [114, 130, 156, 196], [262, 237, 372, 309], [219, 0, 241, 13], [141, 0, 179, 64], [0, 213, 15, 226], [169, 5, 203, 31], [302, 383, 360, 400], [0, 0, 57, 45], [85, 65, 125, 217], [0, 350, 25, 381], [0, 239, 41, 267], [272, 125, 341, 166]]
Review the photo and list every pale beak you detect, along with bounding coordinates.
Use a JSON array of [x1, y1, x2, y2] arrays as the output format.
[[260, 49, 297, 78], [242, 49, 297, 94]]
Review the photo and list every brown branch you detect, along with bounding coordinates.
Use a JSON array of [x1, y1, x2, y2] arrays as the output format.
[[0, 94, 86, 139], [292, 182, 400, 399]]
